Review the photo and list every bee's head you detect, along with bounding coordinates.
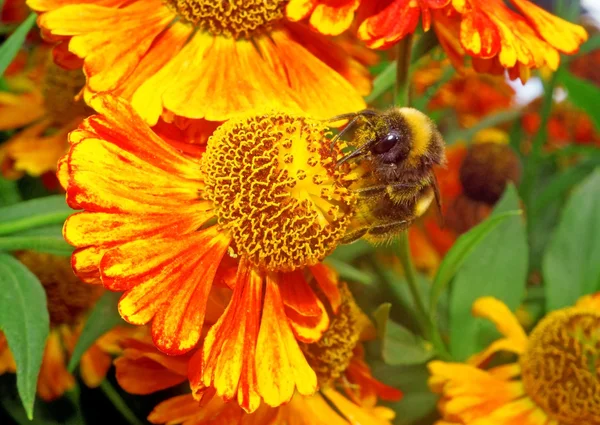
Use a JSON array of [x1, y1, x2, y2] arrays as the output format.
[[370, 107, 445, 170]]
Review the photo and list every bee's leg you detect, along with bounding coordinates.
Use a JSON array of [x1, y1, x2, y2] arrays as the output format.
[[340, 218, 411, 245], [329, 115, 363, 153], [326, 110, 379, 154], [339, 227, 369, 245], [351, 182, 414, 199], [364, 219, 411, 244]]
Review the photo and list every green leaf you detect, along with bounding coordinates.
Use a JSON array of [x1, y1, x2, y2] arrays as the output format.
[[577, 33, 600, 56], [329, 239, 373, 263], [366, 61, 396, 103], [445, 109, 524, 144], [373, 303, 434, 365], [68, 291, 125, 371], [0, 13, 36, 77], [370, 360, 439, 425], [557, 68, 600, 131], [0, 225, 73, 256], [0, 253, 50, 419], [429, 208, 522, 314], [543, 169, 600, 311], [0, 177, 21, 207], [324, 257, 375, 285], [448, 185, 528, 360], [0, 195, 72, 236], [531, 157, 600, 216]]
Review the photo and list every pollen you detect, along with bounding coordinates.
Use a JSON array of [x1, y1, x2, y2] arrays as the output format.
[[201, 113, 356, 272], [15, 252, 103, 326], [300, 284, 361, 387], [164, 0, 285, 39], [42, 61, 90, 127], [520, 306, 600, 425]]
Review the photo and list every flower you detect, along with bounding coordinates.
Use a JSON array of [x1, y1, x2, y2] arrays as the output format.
[[59, 94, 364, 411], [422, 131, 520, 255], [0, 48, 90, 181], [0, 251, 129, 400], [114, 286, 402, 425], [288, 0, 588, 80], [287, 0, 450, 42], [27, 0, 370, 135], [412, 59, 514, 128], [429, 295, 600, 425], [522, 99, 600, 149]]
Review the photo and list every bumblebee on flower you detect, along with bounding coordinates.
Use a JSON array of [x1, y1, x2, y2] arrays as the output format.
[[57, 93, 392, 411]]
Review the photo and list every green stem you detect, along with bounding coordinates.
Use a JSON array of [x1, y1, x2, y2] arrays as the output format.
[[100, 380, 145, 425], [522, 72, 558, 221], [398, 233, 452, 360], [394, 34, 414, 106], [0, 212, 71, 236], [397, 233, 429, 333]]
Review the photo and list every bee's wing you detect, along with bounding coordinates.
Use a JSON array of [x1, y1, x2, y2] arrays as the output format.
[[431, 173, 445, 228]]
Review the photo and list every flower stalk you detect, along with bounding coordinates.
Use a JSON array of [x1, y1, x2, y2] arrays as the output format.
[[394, 33, 413, 107]]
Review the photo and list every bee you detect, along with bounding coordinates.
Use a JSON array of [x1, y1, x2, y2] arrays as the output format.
[[329, 107, 446, 244]]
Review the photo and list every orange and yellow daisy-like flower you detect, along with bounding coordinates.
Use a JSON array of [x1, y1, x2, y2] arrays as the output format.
[[288, 0, 588, 80], [0, 251, 130, 400], [114, 286, 401, 425], [58, 94, 365, 411], [287, 0, 450, 41], [0, 48, 90, 181], [429, 294, 600, 425], [27, 0, 370, 134]]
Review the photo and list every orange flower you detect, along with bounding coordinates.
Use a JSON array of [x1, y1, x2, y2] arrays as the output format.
[[59, 95, 365, 411], [433, 0, 587, 81], [0, 48, 90, 181], [429, 295, 600, 425], [288, 0, 449, 42], [412, 59, 514, 128], [0, 251, 130, 400], [288, 0, 587, 80], [27, 0, 370, 135], [114, 288, 401, 425], [522, 99, 600, 149]]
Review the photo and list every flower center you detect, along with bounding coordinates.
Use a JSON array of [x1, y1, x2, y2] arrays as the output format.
[[15, 252, 103, 326], [445, 194, 492, 234], [201, 113, 356, 272], [163, 0, 285, 38], [300, 284, 361, 387], [42, 61, 90, 127], [520, 307, 600, 425], [459, 142, 521, 205]]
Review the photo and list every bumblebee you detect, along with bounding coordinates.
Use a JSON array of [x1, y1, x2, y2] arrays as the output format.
[[330, 107, 446, 244]]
